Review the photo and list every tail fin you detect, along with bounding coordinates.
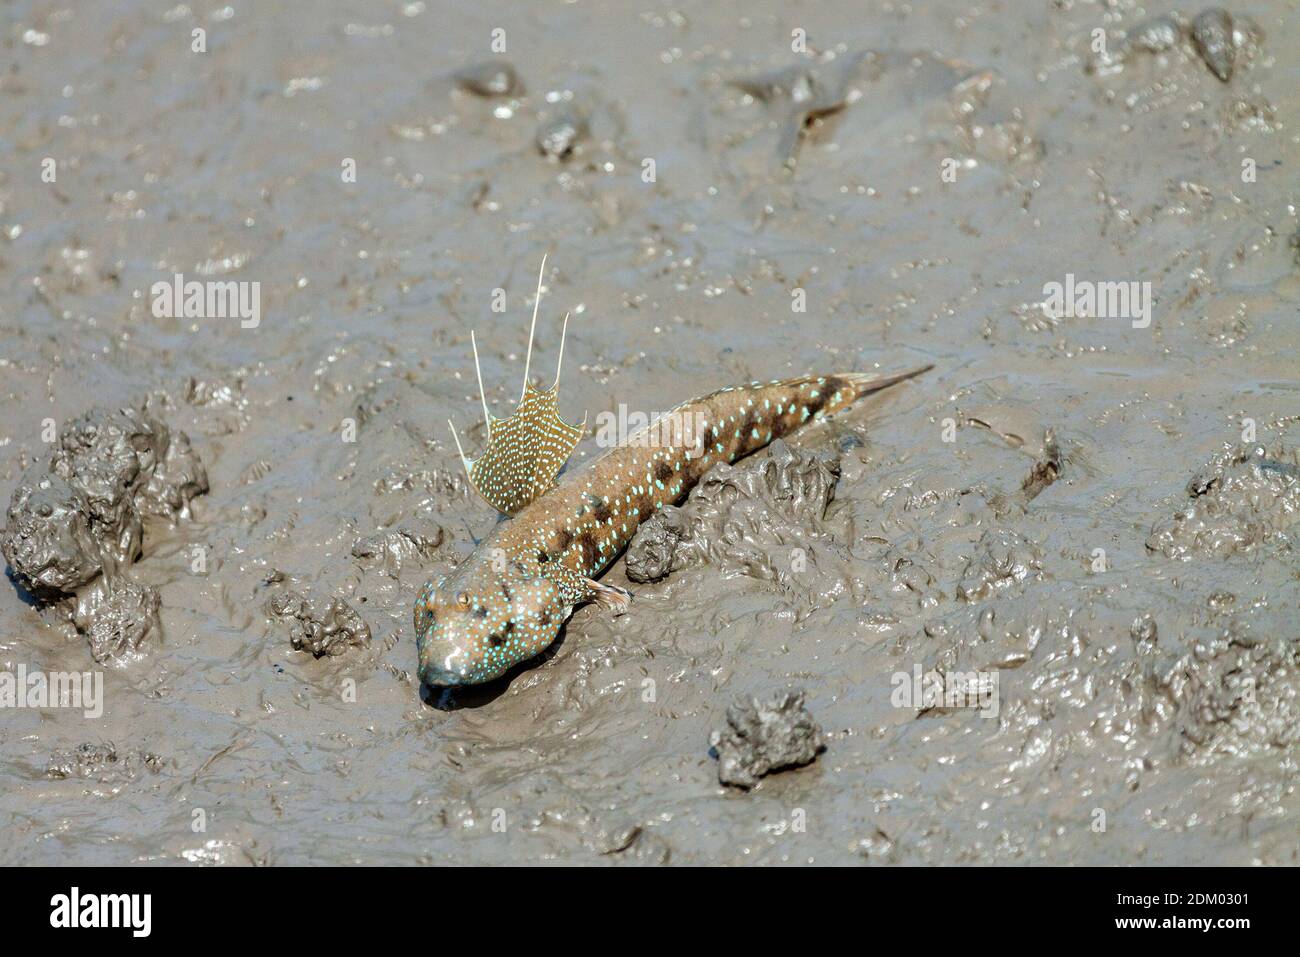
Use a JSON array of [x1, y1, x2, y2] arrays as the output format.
[[841, 364, 934, 400]]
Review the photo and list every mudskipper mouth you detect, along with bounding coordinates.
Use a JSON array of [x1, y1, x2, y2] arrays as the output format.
[[420, 662, 471, 687], [416, 631, 483, 686]]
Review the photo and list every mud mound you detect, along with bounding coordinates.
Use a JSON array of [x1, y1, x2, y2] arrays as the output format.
[[1147, 444, 1300, 560]]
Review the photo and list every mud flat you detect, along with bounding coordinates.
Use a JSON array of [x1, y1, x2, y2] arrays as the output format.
[[0, 1, 1297, 865]]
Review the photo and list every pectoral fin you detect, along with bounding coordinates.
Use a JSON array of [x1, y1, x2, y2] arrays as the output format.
[[585, 578, 632, 616]]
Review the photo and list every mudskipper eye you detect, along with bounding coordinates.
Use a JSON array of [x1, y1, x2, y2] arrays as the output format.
[[457, 592, 470, 607]]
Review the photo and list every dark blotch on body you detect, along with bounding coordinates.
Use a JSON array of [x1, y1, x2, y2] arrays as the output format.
[[579, 534, 599, 568]]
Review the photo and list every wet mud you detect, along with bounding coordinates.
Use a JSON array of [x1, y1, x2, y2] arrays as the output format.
[[0, 1, 1297, 864]]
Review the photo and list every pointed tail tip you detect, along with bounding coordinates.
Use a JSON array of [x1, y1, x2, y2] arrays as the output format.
[[845, 362, 935, 395]]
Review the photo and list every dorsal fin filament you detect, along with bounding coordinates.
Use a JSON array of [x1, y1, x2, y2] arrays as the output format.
[[520, 253, 546, 402], [449, 256, 585, 516]]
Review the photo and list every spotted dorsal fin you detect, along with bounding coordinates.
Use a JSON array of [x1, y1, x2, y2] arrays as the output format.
[[448, 257, 586, 516]]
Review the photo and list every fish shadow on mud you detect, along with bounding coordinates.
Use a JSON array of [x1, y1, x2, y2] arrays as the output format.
[[417, 621, 573, 710]]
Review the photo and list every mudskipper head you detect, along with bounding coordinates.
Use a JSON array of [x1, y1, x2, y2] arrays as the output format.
[[415, 556, 568, 686], [420, 255, 585, 687]]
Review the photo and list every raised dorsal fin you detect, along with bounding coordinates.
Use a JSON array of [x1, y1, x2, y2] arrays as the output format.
[[448, 257, 586, 516]]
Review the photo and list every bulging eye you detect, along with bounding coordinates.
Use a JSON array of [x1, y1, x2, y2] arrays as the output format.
[[457, 592, 470, 607]]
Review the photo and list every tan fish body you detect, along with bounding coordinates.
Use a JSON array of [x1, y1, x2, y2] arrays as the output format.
[[415, 259, 930, 686], [495, 368, 929, 590]]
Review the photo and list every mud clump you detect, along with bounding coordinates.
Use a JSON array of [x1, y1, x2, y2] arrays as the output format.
[[853, 828, 901, 863], [351, 527, 442, 579], [46, 743, 164, 783], [623, 506, 689, 584], [70, 576, 163, 664], [52, 404, 207, 524], [1169, 630, 1300, 764], [453, 61, 522, 98], [1190, 8, 1239, 81], [1147, 444, 1300, 560], [536, 110, 588, 161], [731, 52, 875, 169], [2, 404, 205, 663], [2, 404, 208, 600], [625, 439, 840, 584], [1, 476, 106, 595], [1088, 8, 1262, 81], [267, 590, 371, 657], [880, 550, 943, 610], [1127, 15, 1185, 54], [956, 528, 1043, 602], [709, 689, 825, 789], [1020, 428, 1062, 502]]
